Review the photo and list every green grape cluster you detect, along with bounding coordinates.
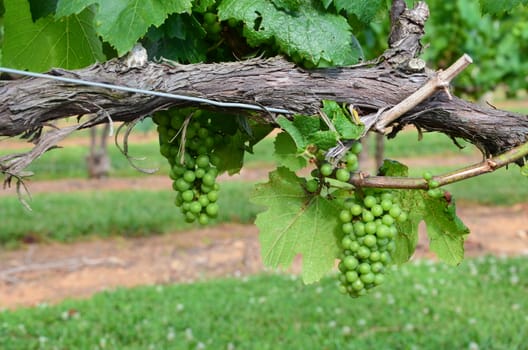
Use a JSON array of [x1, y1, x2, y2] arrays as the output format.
[[306, 141, 362, 192], [337, 190, 408, 298], [423, 171, 444, 198], [153, 109, 222, 224], [202, 12, 222, 40]]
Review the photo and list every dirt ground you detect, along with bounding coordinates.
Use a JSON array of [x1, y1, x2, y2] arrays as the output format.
[[0, 185, 526, 309]]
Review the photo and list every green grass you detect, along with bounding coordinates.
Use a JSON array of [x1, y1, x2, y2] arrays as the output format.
[[0, 256, 526, 349], [0, 182, 260, 247], [0, 130, 478, 181], [382, 130, 477, 158], [1, 165, 526, 247]]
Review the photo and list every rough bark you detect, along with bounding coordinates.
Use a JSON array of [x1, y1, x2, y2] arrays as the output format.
[[1, 57, 526, 156]]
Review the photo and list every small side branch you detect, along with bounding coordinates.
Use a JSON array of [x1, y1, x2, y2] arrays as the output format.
[[350, 139, 528, 189], [375, 54, 473, 132]]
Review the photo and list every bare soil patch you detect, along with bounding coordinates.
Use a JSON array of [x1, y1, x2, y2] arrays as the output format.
[[0, 203, 527, 309]]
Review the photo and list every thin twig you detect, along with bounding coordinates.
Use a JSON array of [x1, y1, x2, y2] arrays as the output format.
[[349, 139, 528, 189], [375, 54, 473, 132]]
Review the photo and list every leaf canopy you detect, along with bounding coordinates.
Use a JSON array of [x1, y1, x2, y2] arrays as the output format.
[[3, 0, 104, 71]]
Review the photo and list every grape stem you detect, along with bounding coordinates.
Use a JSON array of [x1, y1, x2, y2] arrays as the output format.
[[374, 54, 473, 133], [348, 139, 528, 189]]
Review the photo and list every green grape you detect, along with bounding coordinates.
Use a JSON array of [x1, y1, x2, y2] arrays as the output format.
[[380, 199, 393, 211], [181, 190, 194, 202], [305, 179, 319, 193], [207, 190, 219, 202], [363, 195, 377, 208], [196, 155, 210, 168], [422, 171, 433, 181], [336, 168, 351, 182], [362, 210, 374, 223], [320, 163, 333, 177], [206, 203, 219, 217], [346, 152, 358, 164], [346, 271, 359, 283], [343, 256, 359, 270], [371, 204, 383, 217], [339, 210, 352, 223], [342, 223, 354, 235], [360, 273, 375, 284], [363, 235, 377, 247], [350, 142, 363, 155], [428, 180, 440, 189], [350, 204, 362, 216], [183, 170, 196, 183], [189, 201, 202, 214]]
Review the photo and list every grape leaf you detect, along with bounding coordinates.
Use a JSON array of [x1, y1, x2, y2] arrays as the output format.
[[3, 0, 104, 71], [378, 159, 409, 177], [193, 0, 216, 13], [252, 167, 342, 283], [218, 0, 361, 66], [423, 197, 469, 265], [479, 0, 528, 14], [381, 160, 468, 265], [322, 100, 364, 139], [276, 116, 308, 150], [292, 114, 321, 137], [332, 0, 386, 23], [274, 132, 307, 171], [28, 0, 58, 20], [214, 130, 246, 175], [143, 13, 208, 64], [307, 130, 338, 150], [56, 0, 192, 55]]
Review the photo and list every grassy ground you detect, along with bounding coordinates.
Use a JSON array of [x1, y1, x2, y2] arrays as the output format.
[[0, 256, 526, 349], [0, 130, 477, 180], [0, 182, 260, 247], [1, 166, 526, 247]]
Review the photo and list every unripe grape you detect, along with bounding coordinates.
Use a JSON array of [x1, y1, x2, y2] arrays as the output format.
[[339, 210, 352, 223], [305, 179, 319, 193], [189, 201, 202, 214], [389, 206, 402, 218], [358, 263, 371, 274], [343, 256, 359, 270], [363, 195, 377, 208], [207, 190, 219, 202], [320, 163, 333, 177], [365, 222, 377, 235], [363, 234, 377, 247], [350, 142, 363, 155], [351, 279, 364, 291], [357, 246, 371, 259], [360, 273, 375, 284], [183, 170, 196, 183], [350, 204, 363, 216], [346, 271, 359, 283], [341, 235, 353, 249], [196, 155, 210, 168], [336, 168, 350, 182], [342, 223, 353, 234], [371, 204, 383, 217], [206, 203, 219, 217], [362, 210, 374, 223]]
